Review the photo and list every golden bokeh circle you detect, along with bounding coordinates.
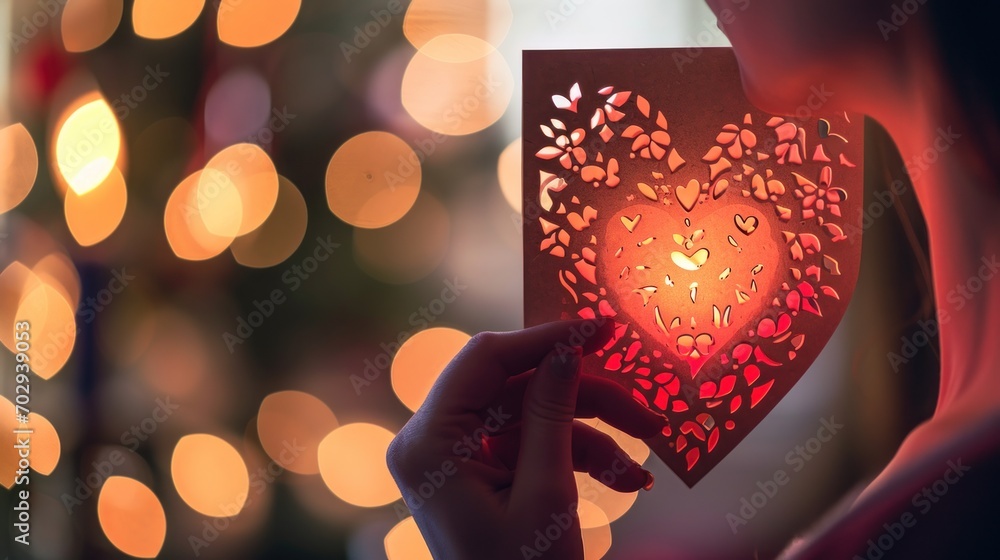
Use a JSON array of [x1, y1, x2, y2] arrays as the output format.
[[326, 131, 421, 229], [391, 327, 470, 412], [317, 423, 400, 508]]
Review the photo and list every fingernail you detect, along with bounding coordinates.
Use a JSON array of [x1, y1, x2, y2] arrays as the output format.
[[642, 471, 655, 491], [551, 346, 582, 379]]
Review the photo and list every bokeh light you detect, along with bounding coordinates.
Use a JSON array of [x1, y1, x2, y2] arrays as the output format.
[[325, 131, 421, 229], [31, 253, 81, 310], [403, 0, 513, 50], [0, 262, 42, 352], [401, 34, 513, 136], [197, 143, 279, 237], [164, 170, 236, 261], [54, 98, 122, 195], [64, 166, 127, 246], [217, 0, 301, 48], [391, 327, 470, 412], [134, 309, 211, 395], [575, 471, 637, 525], [61, 0, 124, 52], [132, 0, 204, 39], [583, 518, 613, 560], [0, 123, 38, 214], [14, 282, 77, 379], [317, 423, 400, 508], [97, 477, 167, 559], [353, 193, 451, 284], [0, 399, 61, 488], [384, 517, 432, 560], [171, 434, 250, 517], [257, 390, 338, 475], [204, 69, 272, 149], [497, 137, 521, 211], [231, 176, 308, 268]]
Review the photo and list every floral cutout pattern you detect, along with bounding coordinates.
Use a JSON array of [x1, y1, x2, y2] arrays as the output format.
[[524, 50, 864, 486]]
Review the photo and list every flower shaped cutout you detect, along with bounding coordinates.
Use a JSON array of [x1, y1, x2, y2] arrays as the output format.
[[792, 165, 848, 220], [536, 119, 587, 170]]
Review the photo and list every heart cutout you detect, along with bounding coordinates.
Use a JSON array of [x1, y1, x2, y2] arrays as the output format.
[[734, 214, 758, 235], [523, 49, 863, 486], [602, 204, 777, 377], [675, 179, 701, 212]]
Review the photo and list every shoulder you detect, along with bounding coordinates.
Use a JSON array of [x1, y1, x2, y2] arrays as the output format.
[[780, 411, 1000, 559]]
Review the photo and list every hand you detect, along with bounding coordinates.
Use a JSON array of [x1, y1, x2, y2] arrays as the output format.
[[387, 319, 667, 559]]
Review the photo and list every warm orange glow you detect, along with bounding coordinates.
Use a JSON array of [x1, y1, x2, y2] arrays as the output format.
[[403, 0, 513, 50], [317, 423, 401, 507], [132, 0, 204, 39], [198, 143, 279, 237], [578, 498, 609, 530], [391, 327, 470, 412], [231, 176, 307, 268], [257, 391, 338, 475], [65, 166, 127, 246], [384, 517, 433, 560], [497, 137, 522, 211], [353, 194, 451, 284], [0, 123, 38, 214], [0, 398, 61, 488], [326, 132, 421, 229], [401, 34, 513, 136], [575, 471, 637, 525], [171, 434, 249, 517], [61, 0, 124, 52], [15, 283, 77, 380], [164, 170, 236, 261], [583, 520, 613, 560], [217, 0, 300, 48], [135, 310, 209, 396], [0, 262, 42, 353], [31, 253, 81, 310], [581, 418, 651, 465], [54, 98, 122, 195], [97, 477, 167, 558], [403, 0, 514, 49]]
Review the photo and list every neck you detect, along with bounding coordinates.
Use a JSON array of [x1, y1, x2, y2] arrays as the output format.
[[871, 66, 1000, 420]]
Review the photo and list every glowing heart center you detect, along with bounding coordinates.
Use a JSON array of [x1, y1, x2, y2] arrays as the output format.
[[603, 203, 777, 376]]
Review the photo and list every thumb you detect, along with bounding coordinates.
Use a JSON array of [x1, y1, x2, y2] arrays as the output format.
[[511, 345, 582, 506]]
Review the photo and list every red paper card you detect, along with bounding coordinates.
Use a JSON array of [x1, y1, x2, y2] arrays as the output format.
[[522, 48, 863, 486]]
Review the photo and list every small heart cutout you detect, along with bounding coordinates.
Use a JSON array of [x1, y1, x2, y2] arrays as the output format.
[[620, 214, 641, 233], [675, 179, 701, 212], [734, 214, 758, 235], [523, 49, 864, 486]]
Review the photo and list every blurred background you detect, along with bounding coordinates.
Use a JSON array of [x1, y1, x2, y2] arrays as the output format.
[[0, 1, 938, 558]]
